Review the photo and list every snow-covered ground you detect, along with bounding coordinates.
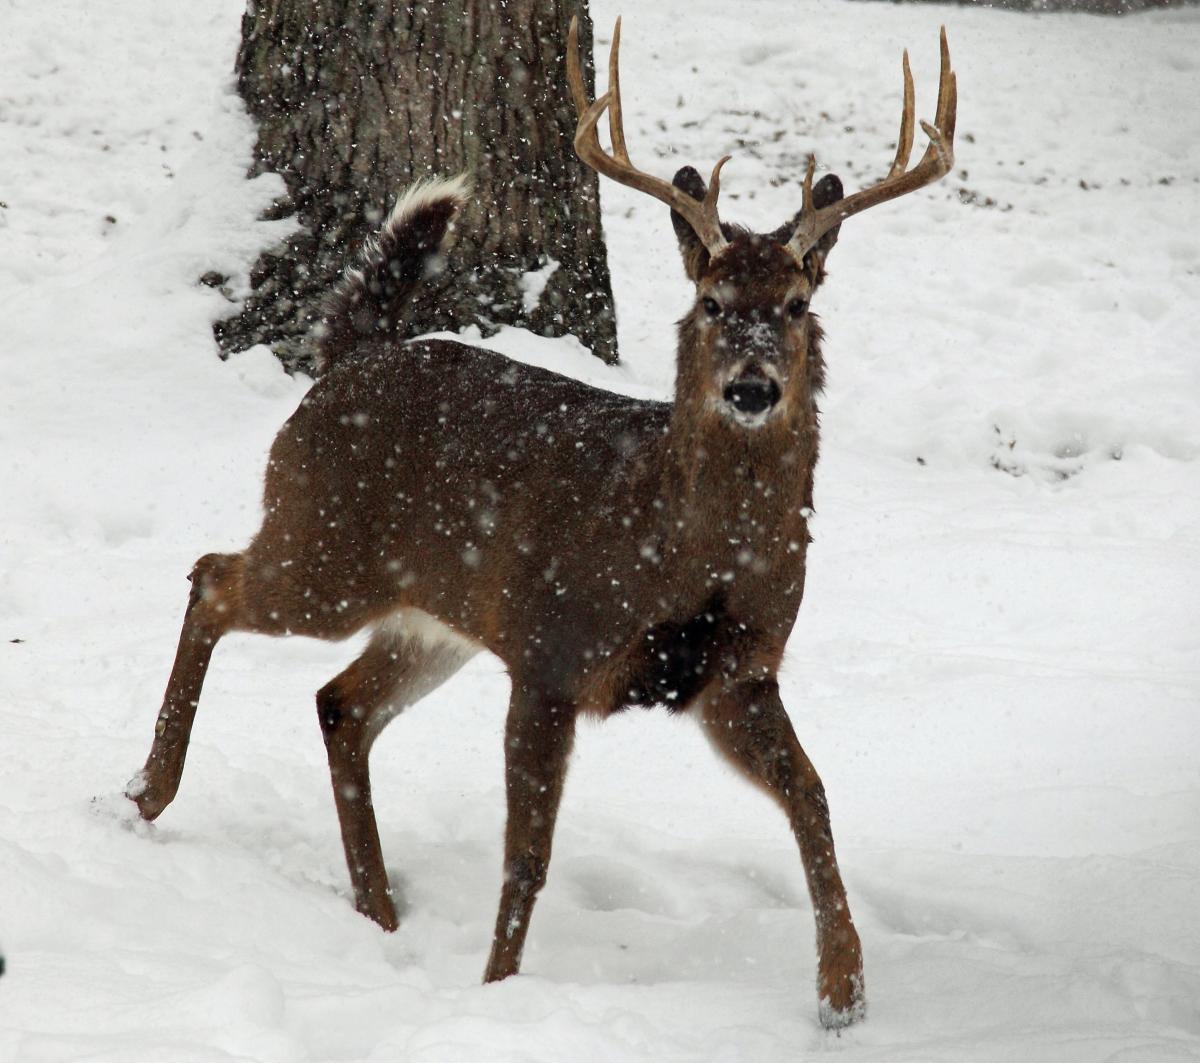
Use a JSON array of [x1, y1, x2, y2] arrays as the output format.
[[2, 0, 1198, 1059]]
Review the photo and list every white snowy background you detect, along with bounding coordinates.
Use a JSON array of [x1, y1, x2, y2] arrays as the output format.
[[2, 0, 1198, 1059]]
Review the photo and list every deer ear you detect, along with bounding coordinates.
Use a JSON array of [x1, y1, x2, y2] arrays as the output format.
[[775, 173, 845, 275], [670, 166, 711, 283], [810, 173, 845, 255]]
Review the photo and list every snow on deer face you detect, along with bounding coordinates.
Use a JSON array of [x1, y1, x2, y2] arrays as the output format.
[[669, 166, 841, 431], [686, 235, 820, 429]]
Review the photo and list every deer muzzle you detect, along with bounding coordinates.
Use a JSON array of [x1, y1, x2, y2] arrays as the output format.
[[721, 365, 782, 428]]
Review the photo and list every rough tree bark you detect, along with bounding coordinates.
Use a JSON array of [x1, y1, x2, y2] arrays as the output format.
[[218, 0, 617, 372]]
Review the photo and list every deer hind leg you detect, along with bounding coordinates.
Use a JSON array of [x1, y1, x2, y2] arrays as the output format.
[[129, 552, 246, 821], [317, 613, 477, 931], [696, 677, 865, 1029], [483, 689, 577, 983]]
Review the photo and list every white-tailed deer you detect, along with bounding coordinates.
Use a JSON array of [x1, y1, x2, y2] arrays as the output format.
[[128, 17, 956, 1028]]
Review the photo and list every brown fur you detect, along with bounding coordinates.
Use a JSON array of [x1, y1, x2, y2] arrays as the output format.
[[130, 179, 867, 1026]]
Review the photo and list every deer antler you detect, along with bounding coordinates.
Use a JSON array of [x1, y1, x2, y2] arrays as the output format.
[[566, 16, 731, 258], [787, 28, 957, 261]]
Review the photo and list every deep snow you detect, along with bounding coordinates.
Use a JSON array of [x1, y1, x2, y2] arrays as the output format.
[[1, 0, 1198, 1060]]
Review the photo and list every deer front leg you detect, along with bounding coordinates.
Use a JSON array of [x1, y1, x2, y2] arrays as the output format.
[[483, 690, 576, 983], [696, 676, 865, 1029]]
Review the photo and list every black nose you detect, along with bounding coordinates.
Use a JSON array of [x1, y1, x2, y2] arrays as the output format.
[[723, 376, 781, 416]]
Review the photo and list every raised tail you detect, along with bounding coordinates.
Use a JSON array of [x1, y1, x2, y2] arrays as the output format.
[[314, 175, 471, 372]]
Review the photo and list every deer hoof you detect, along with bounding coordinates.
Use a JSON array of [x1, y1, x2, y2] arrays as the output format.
[[126, 771, 171, 821], [817, 929, 866, 1029], [355, 895, 399, 933], [375, 907, 399, 933], [482, 960, 519, 984], [818, 972, 866, 1029]]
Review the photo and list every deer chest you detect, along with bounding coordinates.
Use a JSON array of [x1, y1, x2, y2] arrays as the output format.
[[614, 595, 750, 713]]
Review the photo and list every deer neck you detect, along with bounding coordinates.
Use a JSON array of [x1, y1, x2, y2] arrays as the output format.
[[656, 364, 820, 581]]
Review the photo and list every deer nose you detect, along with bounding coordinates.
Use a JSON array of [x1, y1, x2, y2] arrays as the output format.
[[723, 375, 781, 416]]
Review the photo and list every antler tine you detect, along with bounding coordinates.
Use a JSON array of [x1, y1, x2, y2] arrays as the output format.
[[608, 16, 630, 165], [566, 16, 729, 258], [706, 154, 732, 213], [787, 29, 958, 262], [800, 154, 815, 216], [888, 51, 915, 179], [912, 28, 956, 172], [936, 26, 957, 144], [566, 16, 589, 120]]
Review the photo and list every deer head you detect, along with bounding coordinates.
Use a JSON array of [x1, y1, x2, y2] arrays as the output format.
[[567, 17, 956, 432]]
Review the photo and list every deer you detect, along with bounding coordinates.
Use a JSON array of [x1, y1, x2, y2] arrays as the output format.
[[126, 17, 956, 1029]]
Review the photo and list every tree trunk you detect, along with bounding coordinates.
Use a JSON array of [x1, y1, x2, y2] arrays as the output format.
[[218, 0, 617, 372]]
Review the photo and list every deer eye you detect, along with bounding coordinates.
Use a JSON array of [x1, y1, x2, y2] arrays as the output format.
[[701, 296, 722, 318], [786, 297, 808, 319]]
